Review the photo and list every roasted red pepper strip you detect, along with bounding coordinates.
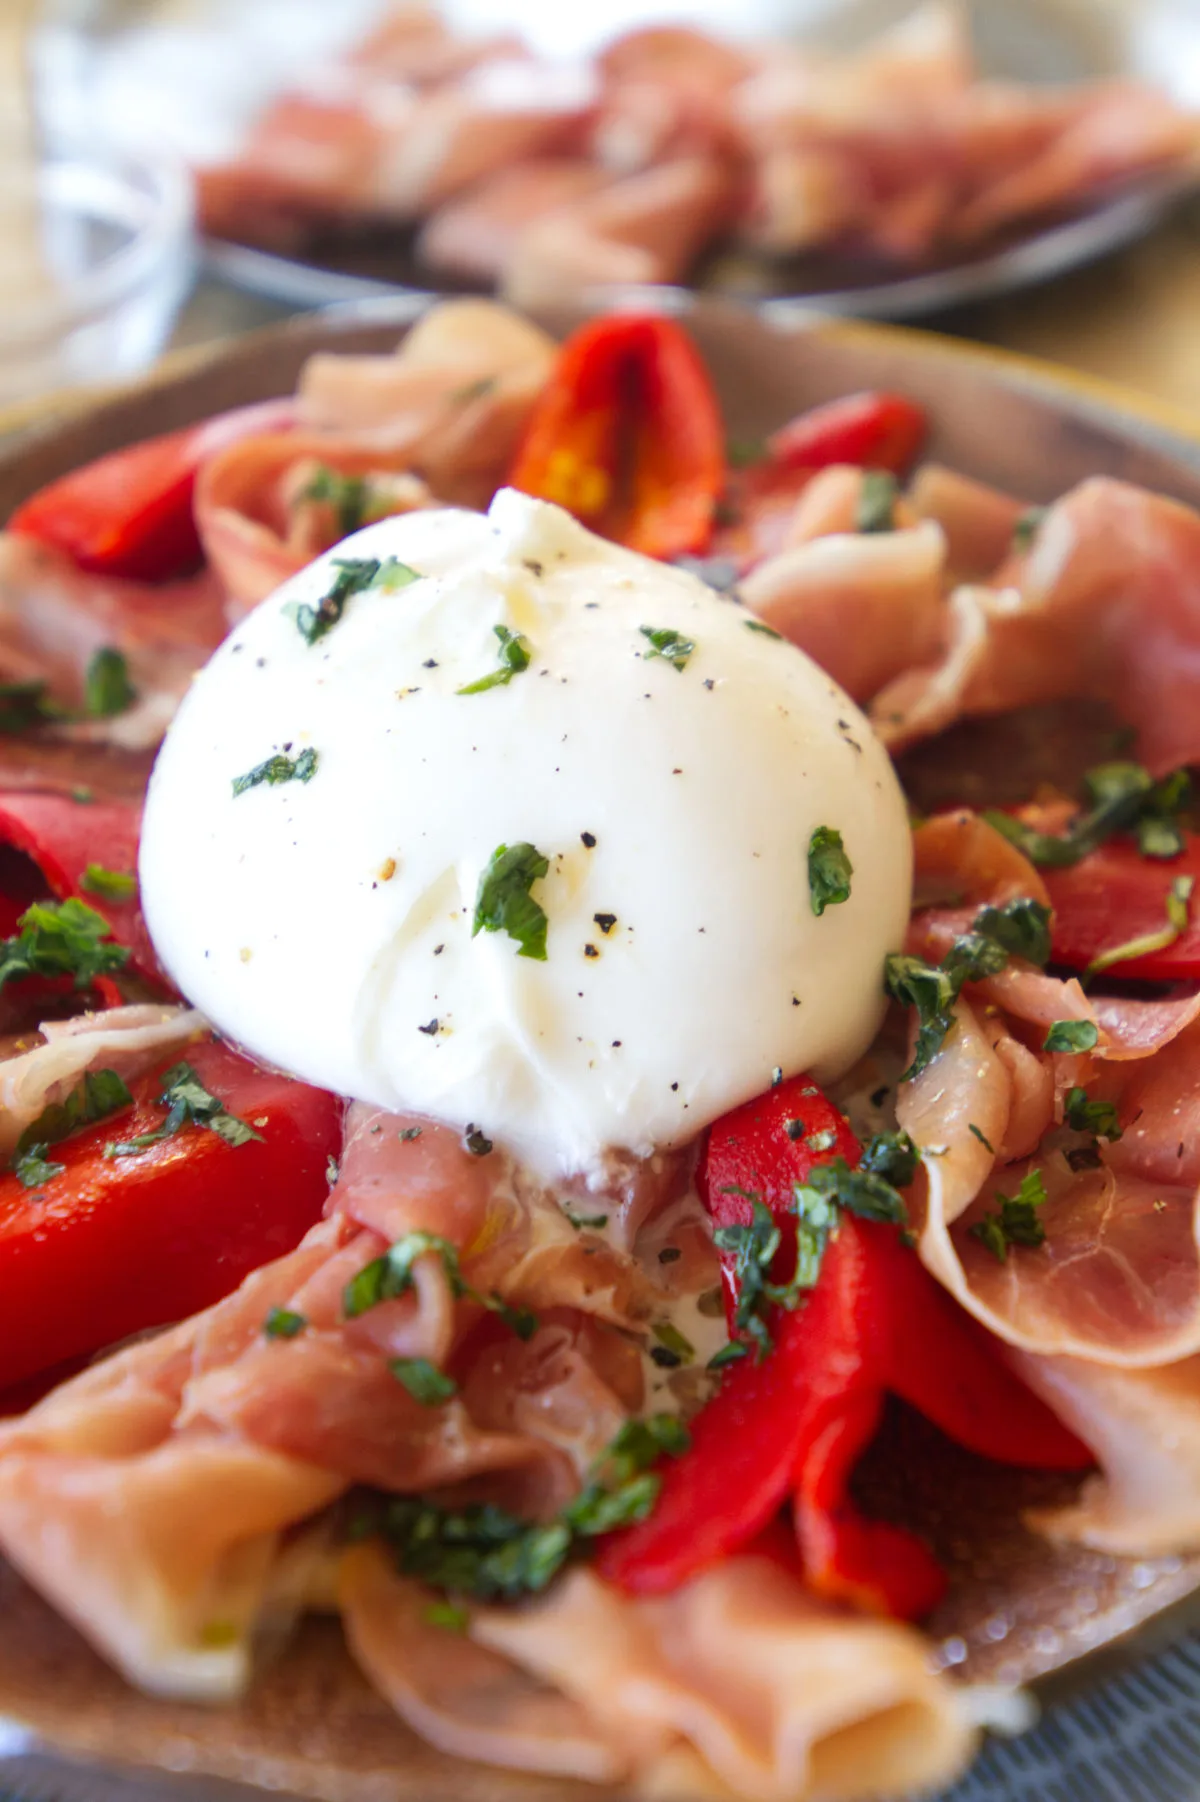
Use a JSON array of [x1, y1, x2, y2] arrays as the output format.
[[1045, 832, 1200, 981], [766, 391, 926, 476], [598, 1075, 1091, 1611], [0, 790, 161, 987], [7, 399, 295, 583], [0, 1035, 340, 1388], [508, 314, 724, 560]]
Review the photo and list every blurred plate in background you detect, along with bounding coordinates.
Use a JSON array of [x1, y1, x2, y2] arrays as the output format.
[[29, 0, 1200, 319]]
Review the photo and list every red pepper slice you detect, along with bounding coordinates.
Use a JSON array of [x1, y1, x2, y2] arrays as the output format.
[[0, 1036, 341, 1388], [0, 791, 161, 988], [766, 391, 926, 476], [597, 1075, 1091, 1611], [1045, 833, 1200, 981], [508, 314, 724, 561], [7, 399, 295, 583]]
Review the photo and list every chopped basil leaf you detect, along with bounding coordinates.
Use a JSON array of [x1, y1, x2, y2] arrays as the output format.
[[968, 1122, 995, 1153], [972, 897, 1052, 967], [969, 1168, 1048, 1262], [85, 648, 137, 719], [858, 1129, 919, 1188], [344, 1228, 538, 1343], [707, 1340, 749, 1370], [885, 897, 1050, 1080], [1012, 506, 1047, 549], [232, 747, 318, 796], [424, 1600, 469, 1632], [807, 825, 853, 917], [1084, 872, 1195, 979], [391, 1356, 458, 1406], [639, 626, 694, 671], [1044, 1019, 1099, 1053], [1064, 1086, 1122, 1141], [12, 1144, 65, 1188], [744, 618, 783, 640], [457, 625, 533, 695], [264, 1307, 307, 1339], [651, 1321, 694, 1363], [367, 1414, 686, 1600], [286, 556, 381, 646], [17, 1068, 133, 1160], [0, 680, 62, 734], [798, 1156, 909, 1227], [398, 1126, 422, 1141], [985, 761, 1191, 870], [79, 864, 136, 902], [0, 897, 129, 995], [103, 1061, 262, 1158], [300, 468, 380, 539], [856, 470, 898, 534], [472, 842, 549, 961]]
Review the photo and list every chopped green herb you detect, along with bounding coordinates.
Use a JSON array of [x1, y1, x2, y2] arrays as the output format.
[[457, 625, 533, 695], [264, 1307, 307, 1339], [85, 648, 136, 719], [71, 786, 94, 804], [1012, 506, 1047, 549], [884, 897, 1051, 1080], [424, 1600, 469, 1632], [0, 680, 61, 734], [103, 1061, 262, 1158], [374, 556, 422, 592], [472, 842, 550, 961], [985, 761, 1191, 870], [0, 897, 129, 996], [79, 864, 136, 902], [301, 468, 372, 538], [12, 1144, 65, 1188], [391, 1356, 458, 1406], [285, 556, 381, 645], [973, 897, 1052, 967], [969, 1168, 1048, 1263], [483, 1294, 539, 1341], [639, 626, 694, 671], [367, 1414, 687, 1601], [1044, 1020, 1100, 1054], [744, 618, 783, 640], [968, 1123, 995, 1154], [17, 1068, 133, 1161], [856, 470, 898, 534], [727, 438, 766, 468], [232, 747, 318, 797], [707, 1340, 749, 1371], [1084, 873, 1195, 979], [651, 1321, 694, 1363], [398, 1126, 422, 1141], [858, 1129, 919, 1188], [807, 825, 853, 917], [450, 375, 497, 406], [1064, 1086, 1122, 1141], [343, 1229, 538, 1344]]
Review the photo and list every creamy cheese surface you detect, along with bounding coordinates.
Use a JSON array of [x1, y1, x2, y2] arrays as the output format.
[[140, 489, 912, 1179]]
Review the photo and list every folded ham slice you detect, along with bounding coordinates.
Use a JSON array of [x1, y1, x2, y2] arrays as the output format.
[[876, 478, 1200, 776]]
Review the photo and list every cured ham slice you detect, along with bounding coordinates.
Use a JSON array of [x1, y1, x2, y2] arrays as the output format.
[[0, 536, 227, 751], [469, 1558, 975, 1799], [1017, 1351, 1200, 1556], [739, 521, 946, 704], [502, 156, 739, 309], [908, 464, 1026, 579], [194, 432, 432, 617], [417, 160, 615, 283], [297, 299, 557, 507], [876, 479, 1200, 775]]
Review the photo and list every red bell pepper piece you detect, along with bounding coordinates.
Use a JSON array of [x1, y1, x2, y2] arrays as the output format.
[[766, 391, 926, 476], [597, 1076, 1091, 1613], [0, 1035, 341, 1388], [1045, 833, 1200, 981], [508, 314, 725, 561], [7, 399, 295, 583], [0, 791, 161, 987]]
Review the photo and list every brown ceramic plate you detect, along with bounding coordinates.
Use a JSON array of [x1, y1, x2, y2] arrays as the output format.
[[3, 297, 1200, 1802]]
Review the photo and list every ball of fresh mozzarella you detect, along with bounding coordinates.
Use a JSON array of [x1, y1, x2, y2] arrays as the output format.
[[140, 489, 912, 1180]]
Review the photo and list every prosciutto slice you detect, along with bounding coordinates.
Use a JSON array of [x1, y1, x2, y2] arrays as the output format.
[[876, 479, 1200, 775]]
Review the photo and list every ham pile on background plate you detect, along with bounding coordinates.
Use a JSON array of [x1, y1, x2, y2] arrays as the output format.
[[195, 0, 1199, 296]]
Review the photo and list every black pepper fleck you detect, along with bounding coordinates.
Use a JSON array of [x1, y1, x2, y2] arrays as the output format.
[[658, 1247, 682, 1264], [584, 944, 599, 958], [418, 1018, 439, 1035], [433, 944, 445, 955], [650, 1346, 681, 1369], [581, 831, 597, 848], [523, 559, 544, 577], [422, 658, 439, 669], [594, 912, 617, 934]]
